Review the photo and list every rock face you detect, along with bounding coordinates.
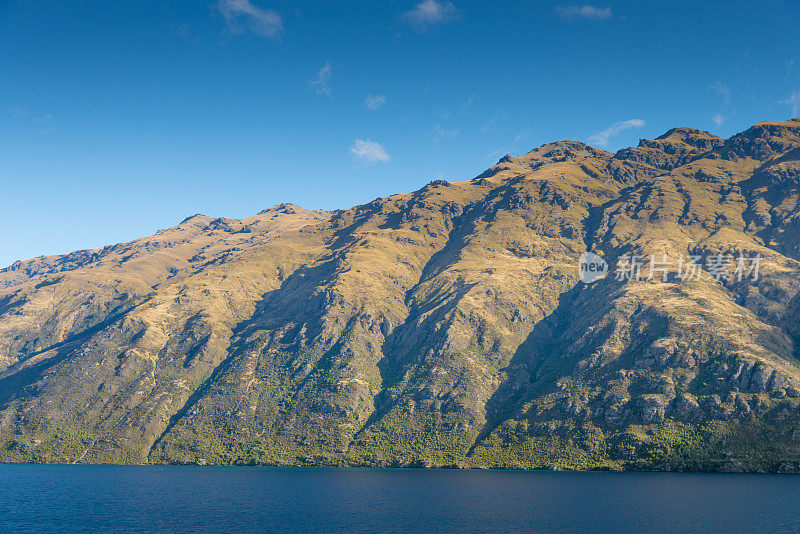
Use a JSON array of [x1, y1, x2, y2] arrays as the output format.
[[1, 119, 800, 471]]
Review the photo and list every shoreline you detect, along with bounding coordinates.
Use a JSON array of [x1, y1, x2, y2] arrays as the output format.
[[1, 459, 796, 475]]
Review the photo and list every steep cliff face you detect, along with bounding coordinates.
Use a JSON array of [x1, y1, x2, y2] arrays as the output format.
[[2, 119, 800, 471]]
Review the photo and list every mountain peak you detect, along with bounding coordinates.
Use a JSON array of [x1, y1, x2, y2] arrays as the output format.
[[611, 127, 725, 171], [519, 140, 610, 162], [715, 118, 800, 160], [258, 203, 305, 216], [179, 213, 212, 225], [655, 126, 721, 142], [644, 127, 724, 152]]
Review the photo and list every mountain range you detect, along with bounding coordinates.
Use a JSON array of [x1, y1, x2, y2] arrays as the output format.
[[2, 117, 800, 472]]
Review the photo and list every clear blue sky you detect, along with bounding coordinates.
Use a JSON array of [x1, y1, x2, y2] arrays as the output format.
[[1, 0, 798, 267]]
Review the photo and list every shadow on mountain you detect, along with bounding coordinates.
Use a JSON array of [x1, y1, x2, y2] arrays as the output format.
[[466, 282, 584, 454], [0, 300, 149, 407]]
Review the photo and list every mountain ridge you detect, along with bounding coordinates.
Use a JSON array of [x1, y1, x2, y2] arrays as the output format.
[[2, 117, 800, 472]]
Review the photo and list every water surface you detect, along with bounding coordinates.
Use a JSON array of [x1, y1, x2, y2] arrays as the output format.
[[1, 465, 797, 533]]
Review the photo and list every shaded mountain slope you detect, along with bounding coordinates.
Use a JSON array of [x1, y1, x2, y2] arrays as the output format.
[[2, 118, 800, 471]]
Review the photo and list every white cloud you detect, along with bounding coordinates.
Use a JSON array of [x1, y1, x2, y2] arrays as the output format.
[[555, 5, 612, 20], [311, 62, 332, 97], [588, 119, 645, 148], [709, 81, 730, 104], [351, 139, 391, 165], [712, 114, 725, 127], [781, 90, 800, 116], [364, 94, 387, 111], [218, 0, 282, 38], [403, 0, 457, 32]]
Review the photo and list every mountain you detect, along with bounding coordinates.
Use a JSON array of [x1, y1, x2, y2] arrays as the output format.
[[2, 118, 800, 472]]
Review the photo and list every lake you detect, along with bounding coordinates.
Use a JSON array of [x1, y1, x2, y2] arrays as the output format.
[[0, 465, 798, 533]]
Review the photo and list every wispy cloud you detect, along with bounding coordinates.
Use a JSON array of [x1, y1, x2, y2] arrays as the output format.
[[555, 5, 612, 20], [351, 139, 391, 165], [10, 105, 29, 118], [433, 123, 461, 142], [709, 81, 730, 104], [514, 128, 532, 144], [782, 90, 800, 116], [311, 62, 332, 97], [402, 0, 457, 32], [485, 148, 504, 162], [11, 106, 55, 133], [481, 109, 508, 134], [712, 114, 725, 127], [172, 23, 191, 37], [588, 119, 645, 148], [218, 0, 282, 38], [364, 94, 387, 111]]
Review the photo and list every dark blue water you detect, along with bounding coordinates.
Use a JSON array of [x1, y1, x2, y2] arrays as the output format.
[[1, 465, 798, 533]]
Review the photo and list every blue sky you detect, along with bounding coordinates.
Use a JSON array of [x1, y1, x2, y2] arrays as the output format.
[[1, 0, 799, 267]]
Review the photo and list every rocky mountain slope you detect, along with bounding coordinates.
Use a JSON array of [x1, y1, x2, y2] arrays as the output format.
[[2, 118, 800, 472]]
